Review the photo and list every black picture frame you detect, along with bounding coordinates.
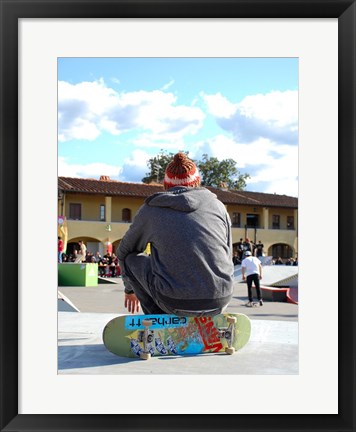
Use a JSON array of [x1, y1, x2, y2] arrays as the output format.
[[1, 1, 355, 431]]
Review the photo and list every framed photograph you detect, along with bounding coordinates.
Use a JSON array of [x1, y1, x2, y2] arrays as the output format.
[[1, 0, 355, 431]]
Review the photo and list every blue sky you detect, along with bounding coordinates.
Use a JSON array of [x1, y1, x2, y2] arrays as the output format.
[[58, 58, 298, 196]]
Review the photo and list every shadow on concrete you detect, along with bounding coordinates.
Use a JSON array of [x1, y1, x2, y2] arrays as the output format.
[[156, 352, 226, 360], [58, 344, 135, 369], [58, 337, 90, 343], [58, 343, 229, 369], [249, 313, 298, 319], [232, 295, 286, 302]]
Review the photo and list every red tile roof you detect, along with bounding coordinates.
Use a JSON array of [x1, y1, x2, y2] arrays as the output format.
[[58, 177, 298, 209]]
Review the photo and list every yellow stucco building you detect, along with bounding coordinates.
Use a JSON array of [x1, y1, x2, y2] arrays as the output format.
[[58, 176, 298, 259]]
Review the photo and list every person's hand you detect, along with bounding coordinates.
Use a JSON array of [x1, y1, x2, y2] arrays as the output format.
[[124, 293, 140, 314], [259, 275, 262, 280], [242, 275, 246, 281]]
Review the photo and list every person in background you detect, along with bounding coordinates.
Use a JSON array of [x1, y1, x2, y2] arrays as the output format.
[[58, 236, 64, 263], [241, 251, 263, 307], [236, 238, 244, 261], [255, 240, 264, 258], [242, 238, 253, 260], [74, 240, 87, 263], [110, 252, 119, 277], [71, 250, 78, 262], [62, 253, 68, 262], [251, 241, 256, 256], [232, 251, 241, 266], [94, 251, 102, 262]]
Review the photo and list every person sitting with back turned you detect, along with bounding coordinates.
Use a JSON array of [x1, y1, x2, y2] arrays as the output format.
[[117, 152, 234, 316]]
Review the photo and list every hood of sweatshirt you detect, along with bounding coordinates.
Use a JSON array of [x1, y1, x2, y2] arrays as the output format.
[[145, 187, 217, 212]]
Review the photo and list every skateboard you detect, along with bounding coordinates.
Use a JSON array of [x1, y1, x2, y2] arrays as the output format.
[[102, 313, 251, 360]]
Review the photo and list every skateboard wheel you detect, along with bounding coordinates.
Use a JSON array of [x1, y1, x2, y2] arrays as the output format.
[[140, 352, 151, 360], [227, 316, 237, 324], [225, 347, 235, 355], [142, 319, 152, 327]]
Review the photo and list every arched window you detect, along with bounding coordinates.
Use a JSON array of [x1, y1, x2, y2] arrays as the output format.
[[122, 208, 131, 223], [269, 243, 294, 260]]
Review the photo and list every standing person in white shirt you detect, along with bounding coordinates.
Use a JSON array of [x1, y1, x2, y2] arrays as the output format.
[[74, 240, 87, 263], [241, 251, 263, 307]]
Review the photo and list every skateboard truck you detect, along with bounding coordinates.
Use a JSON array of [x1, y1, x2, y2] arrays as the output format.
[[139, 319, 153, 360], [218, 316, 237, 355]]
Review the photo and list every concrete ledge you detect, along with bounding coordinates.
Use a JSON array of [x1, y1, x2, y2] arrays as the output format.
[[252, 285, 298, 304], [286, 287, 298, 304], [252, 285, 288, 302]]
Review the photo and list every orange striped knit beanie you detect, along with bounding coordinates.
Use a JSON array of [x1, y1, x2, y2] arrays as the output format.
[[164, 153, 201, 190]]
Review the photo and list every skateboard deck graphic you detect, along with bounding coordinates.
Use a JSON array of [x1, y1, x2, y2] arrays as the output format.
[[102, 313, 251, 359]]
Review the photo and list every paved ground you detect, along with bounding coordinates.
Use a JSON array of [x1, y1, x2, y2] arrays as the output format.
[[59, 277, 298, 321], [58, 278, 298, 375]]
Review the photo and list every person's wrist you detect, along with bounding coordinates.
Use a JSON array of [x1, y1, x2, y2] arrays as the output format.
[[125, 289, 134, 295]]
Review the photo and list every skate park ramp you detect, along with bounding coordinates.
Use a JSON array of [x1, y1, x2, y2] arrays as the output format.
[[262, 266, 298, 288], [234, 264, 298, 287], [58, 291, 80, 312], [234, 264, 298, 304]]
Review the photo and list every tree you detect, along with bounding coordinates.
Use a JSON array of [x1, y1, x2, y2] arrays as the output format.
[[142, 150, 189, 184], [197, 154, 250, 190], [142, 151, 250, 191]]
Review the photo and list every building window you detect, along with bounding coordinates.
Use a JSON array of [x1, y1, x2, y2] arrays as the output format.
[[122, 208, 132, 223], [271, 243, 294, 260], [100, 204, 105, 221], [287, 216, 294, 230], [246, 214, 259, 228], [232, 212, 241, 227], [69, 203, 81, 220], [272, 215, 280, 229]]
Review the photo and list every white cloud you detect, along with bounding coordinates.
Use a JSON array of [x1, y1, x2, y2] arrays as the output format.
[[98, 119, 122, 136], [246, 145, 298, 196], [58, 118, 101, 142], [201, 92, 236, 118], [120, 150, 151, 182], [161, 79, 175, 91], [192, 135, 279, 167], [239, 90, 297, 127], [58, 79, 205, 144], [132, 134, 186, 150], [58, 79, 119, 142], [58, 156, 122, 179], [59, 150, 152, 183], [198, 90, 298, 195], [191, 134, 298, 196], [201, 90, 298, 144], [59, 78, 118, 115], [58, 80, 298, 196]]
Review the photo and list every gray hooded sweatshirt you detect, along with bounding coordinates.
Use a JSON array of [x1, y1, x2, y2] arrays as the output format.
[[117, 186, 234, 311]]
